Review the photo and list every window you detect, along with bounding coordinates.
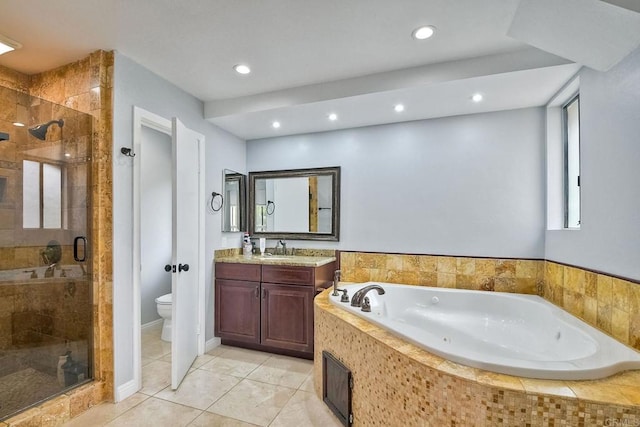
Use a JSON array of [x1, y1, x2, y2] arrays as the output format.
[[563, 95, 580, 228], [22, 159, 65, 229]]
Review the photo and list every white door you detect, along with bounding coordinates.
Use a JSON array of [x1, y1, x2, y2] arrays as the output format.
[[170, 118, 203, 389]]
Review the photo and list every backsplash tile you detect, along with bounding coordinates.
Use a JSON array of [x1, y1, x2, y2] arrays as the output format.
[[339, 252, 640, 352]]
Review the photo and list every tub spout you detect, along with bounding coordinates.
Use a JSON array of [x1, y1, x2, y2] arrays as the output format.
[[351, 284, 385, 307], [331, 270, 342, 296]]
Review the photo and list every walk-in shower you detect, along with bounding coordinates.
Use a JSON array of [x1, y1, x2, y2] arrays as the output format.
[[0, 88, 93, 420]]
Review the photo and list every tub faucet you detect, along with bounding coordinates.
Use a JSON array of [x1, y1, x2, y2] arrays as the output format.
[[331, 270, 342, 296], [351, 284, 386, 307]]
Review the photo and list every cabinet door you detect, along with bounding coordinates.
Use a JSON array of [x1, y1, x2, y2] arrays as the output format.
[[215, 279, 260, 344], [261, 282, 314, 354]]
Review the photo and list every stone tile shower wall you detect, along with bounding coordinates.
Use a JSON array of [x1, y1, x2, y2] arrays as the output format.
[[0, 50, 113, 426], [339, 251, 640, 352]]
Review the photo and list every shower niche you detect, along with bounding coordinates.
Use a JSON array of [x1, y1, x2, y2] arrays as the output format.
[[0, 87, 93, 420]]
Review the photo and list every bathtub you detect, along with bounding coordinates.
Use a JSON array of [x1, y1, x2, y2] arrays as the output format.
[[329, 282, 640, 380]]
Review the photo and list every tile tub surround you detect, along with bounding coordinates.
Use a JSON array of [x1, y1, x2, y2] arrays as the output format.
[[314, 289, 640, 426], [1, 50, 114, 425], [339, 252, 640, 353]]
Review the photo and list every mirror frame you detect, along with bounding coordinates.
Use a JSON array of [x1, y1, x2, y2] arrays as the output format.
[[248, 166, 340, 241], [221, 169, 247, 233]]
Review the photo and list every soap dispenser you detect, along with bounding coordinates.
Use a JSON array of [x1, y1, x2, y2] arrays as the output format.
[[243, 232, 252, 258]]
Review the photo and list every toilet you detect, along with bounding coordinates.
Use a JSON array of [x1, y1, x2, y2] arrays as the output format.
[[155, 293, 172, 342]]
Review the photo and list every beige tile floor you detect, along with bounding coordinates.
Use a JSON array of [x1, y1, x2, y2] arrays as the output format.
[[64, 323, 342, 426]]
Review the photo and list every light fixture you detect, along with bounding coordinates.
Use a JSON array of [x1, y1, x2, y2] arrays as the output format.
[[64, 153, 71, 158], [233, 64, 251, 75], [471, 93, 483, 103], [13, 122, 25, 127], [0, 34, 21, 56], [412, 26, 436, 40], [394, 104, 405, 112], [272, 121, 281, 129], [328, 113, 338, 121]]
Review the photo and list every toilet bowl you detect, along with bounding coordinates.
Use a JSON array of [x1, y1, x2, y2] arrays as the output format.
[[155, 293, 172, 342]]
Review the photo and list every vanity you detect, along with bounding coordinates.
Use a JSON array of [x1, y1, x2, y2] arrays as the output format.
[[214, 255, 336, 359]]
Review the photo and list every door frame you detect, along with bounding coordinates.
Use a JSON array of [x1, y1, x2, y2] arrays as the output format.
[[130, 106, 205, 397]]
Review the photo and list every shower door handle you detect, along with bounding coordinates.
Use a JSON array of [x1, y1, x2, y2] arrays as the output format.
[[73, 236, 87, 262]]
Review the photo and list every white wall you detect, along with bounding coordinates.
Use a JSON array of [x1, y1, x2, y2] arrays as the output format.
[[545, 47, 640, 281], [113, 53, 246, 391], [247, 108, 546, 258], [140, 126, 172, 324]]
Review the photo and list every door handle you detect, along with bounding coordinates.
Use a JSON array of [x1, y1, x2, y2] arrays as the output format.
[[73, 236, 87, 262], [178, 263, 189, 272], [164, 264, 175, 273]]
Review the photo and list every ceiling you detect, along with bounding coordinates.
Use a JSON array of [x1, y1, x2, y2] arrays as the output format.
[[1, 0, 639, 140]]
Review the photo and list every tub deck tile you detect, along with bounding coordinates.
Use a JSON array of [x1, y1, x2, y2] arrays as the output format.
[[519, 378, 577, 398], [475, 371, 525, 392], [567, 381, 640, 406]]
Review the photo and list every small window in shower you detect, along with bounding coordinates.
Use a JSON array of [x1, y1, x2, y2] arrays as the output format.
[[22, 160, 65, 229], [563, 95, 580, 229]]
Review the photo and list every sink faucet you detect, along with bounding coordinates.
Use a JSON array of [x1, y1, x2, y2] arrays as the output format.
[[277, 239, 287, 255], [351, 284, 386, 307]]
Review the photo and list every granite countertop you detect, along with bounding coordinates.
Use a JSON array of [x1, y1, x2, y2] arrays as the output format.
[[215, 255, 336, 267]]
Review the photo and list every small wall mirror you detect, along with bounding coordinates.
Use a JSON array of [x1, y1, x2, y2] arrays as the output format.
[[222, 169, 246, 232], [249, 166, 340, 241]]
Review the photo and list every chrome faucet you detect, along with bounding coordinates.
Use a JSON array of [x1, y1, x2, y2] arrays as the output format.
[[351, 284, 386, 307]]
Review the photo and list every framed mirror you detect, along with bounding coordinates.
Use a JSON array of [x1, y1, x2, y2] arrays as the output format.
[[222, 169, 246, 232], [249, 166, 340, 241]]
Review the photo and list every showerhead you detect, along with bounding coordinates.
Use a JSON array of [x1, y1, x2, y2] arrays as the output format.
[[29, 119, 64, 141]]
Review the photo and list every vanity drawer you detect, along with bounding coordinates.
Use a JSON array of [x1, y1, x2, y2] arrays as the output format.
[[216, 262, 261, 282], [262, 265, 314, 286]]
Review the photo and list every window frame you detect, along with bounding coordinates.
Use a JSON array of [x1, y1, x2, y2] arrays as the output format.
[[562, 94, 581, 229]]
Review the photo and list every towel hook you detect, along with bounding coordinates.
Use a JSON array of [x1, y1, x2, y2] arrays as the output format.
[[120, 147, 135, 157]]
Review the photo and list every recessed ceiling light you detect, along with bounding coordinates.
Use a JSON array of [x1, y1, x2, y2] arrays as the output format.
[[0, 34, 21, 56], [64, 153, 71, 158], [234, 64, 251, 75], [272, 121, 281, 129], [13, 122, 25, 127], [394, 104, 405, 113], [471, 93, 483, 103], [328, 113, 338, 121], [412, 26, 436, 40]]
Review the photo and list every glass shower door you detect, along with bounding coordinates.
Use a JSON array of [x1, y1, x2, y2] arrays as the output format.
[[0, 89, 93, 421]]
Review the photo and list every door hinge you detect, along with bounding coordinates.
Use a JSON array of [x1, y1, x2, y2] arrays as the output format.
[[349, 413, 353, 424], [577, 175, 580, 187], [349, 377, 354, 389], [196, 325, 201, 335]]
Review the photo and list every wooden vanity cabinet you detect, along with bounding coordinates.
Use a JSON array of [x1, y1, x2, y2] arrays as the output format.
[[214, 261, 335, 358]]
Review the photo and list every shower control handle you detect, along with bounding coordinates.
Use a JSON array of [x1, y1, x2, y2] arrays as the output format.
[[178, 263, 189, 272]]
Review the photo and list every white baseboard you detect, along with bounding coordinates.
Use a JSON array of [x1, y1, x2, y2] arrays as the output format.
[[205, 337, 222, 353], [115, 379, 139, 403], [141, 318, 163, 331]]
